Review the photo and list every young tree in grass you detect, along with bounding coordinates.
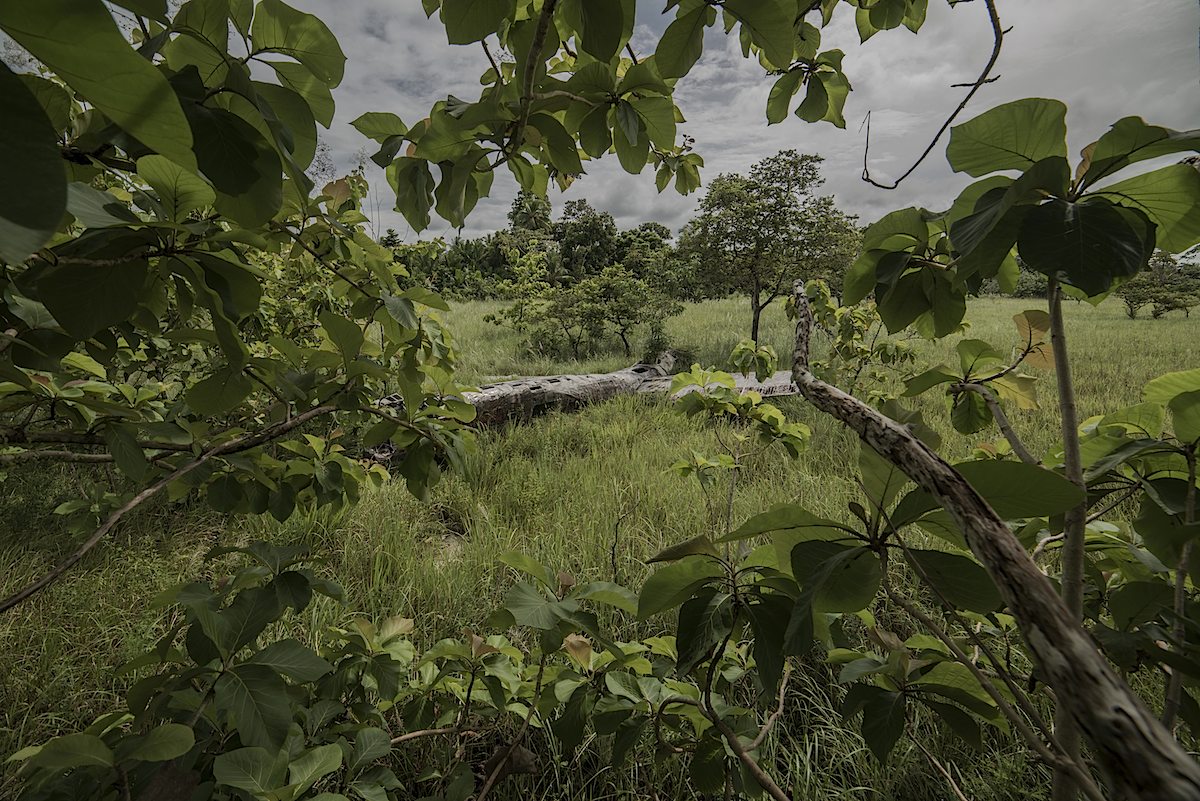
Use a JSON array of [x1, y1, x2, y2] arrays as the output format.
[[679, 151, 858, 342]]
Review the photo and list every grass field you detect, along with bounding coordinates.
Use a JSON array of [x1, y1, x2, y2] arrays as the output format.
[[1, 295, 1196, 798]]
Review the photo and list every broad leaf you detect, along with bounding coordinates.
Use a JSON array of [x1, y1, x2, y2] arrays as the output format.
[[905, 549, 1003, 613], [947, 98, 1067, 177], [637, 556, 723, 619], [137, 155, 216, 222], [1093, 164, 1200, 253], [1018, 197, 1152, 296], [214, 664, 293, 750], [0, 62, 66, 264], [0, 0, 196, 169]]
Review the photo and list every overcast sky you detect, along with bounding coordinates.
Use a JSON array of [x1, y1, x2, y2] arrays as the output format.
[[299, 0, 1199, 241]]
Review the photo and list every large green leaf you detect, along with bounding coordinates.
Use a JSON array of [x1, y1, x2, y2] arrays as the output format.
[[287, 744, 343, 797], [723, 0, 793, 69], [655, 5, 711, 79], [387, 157, 435, 231], [214, 664, 293, 750], [137, 155, 215, 222], [1169, 392, 1200, 445], [213, 746, 287, 795], [1080, 117, 1200, 189], [675, 589, 734, 675], [860, 689, 906, 763], [0, 62, 66, 264], [575, 0, 625, 61], [1018, 197, 1151, 296], [1093, 164, 1200, 253], [905, 549, 1003, 613], [347, 728, 391, 777], [766, 71, 804, 125], [27, 733, 113, 770], [248, 639, 334, 682], [251, 0, 346, 87], [440, 0, 514, 45], [270, 61, 335, 127], [186, 366, 254, 416], [0, 0, 196, 169], [947, 98, 1067, 177], [637, 555, 723, 619], [502, 582, 576, 630], [118, 723, 195, 763], [1145, 369, 1200, 405], [185, 104, 283, 227], [958, 460, 1085, 519], [351, 112, 408, 144], [34, 255, 149, 339], [791, 542, 880, 613]]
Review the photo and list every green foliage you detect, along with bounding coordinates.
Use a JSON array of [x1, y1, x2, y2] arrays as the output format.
[[846, 99, 1200, 331], [678, 151, 860, 341], [487, 252, 680, 358], [1117, 251, 1200, 319]]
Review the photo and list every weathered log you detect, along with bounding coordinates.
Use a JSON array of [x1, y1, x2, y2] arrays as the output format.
[[461, 353, 675, 426], [788, 280, 1200, 799], [379, 355, 801, 429]]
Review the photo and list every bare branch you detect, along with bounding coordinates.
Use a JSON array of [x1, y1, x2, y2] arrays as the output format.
[[860, 0, 1004, 189], [391, 727, 458, 745], [0, 404, 338, 613], [508, 0, 560, 160]]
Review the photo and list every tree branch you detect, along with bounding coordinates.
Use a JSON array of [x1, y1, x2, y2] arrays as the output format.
[[789, 280, 1200, 798], [0, 404, 338, 613], [950, 382, 1038, 465], [508, 0, 560, 159], [860, 0, 1004, 189], [1163, 445, 1197, 728]]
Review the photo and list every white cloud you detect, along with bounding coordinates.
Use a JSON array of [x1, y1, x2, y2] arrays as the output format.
[[295, 0, 1200, 239]]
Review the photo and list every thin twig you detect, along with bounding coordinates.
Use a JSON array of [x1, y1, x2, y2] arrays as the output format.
[[951, 382, 1038, 465], [880, 573, 1103, 801], [748, 662, 791, 749], [911, 733, 972, 801], [476, 654, 548, 801], [0, 404, 337, 613], [392, 726, 458, 745], [482, 39, 502, 83], [860, 0, 1004, 189]]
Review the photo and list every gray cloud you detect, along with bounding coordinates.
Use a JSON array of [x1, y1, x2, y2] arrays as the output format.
[[297, 0, 1200, 239]]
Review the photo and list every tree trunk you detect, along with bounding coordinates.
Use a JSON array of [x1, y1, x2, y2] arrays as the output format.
[[750, 298, 762, 343], [1049, 279, 1085, 801], [788, 281, 1200, 800]]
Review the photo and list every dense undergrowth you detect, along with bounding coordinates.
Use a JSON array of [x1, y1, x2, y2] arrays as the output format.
[[2, 296, 1195, 799]]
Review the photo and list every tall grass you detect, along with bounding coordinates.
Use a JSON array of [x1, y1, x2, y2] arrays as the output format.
[[1, 295, 1196, 797]]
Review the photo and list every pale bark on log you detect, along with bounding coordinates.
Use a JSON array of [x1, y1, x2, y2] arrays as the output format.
[[380, 357, 802, 428], [787, 280, 1200, 800]]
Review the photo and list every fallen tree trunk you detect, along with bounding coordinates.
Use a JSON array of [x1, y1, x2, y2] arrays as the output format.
[[788, 280, 1200, 799], [380, 355, 801, 428]]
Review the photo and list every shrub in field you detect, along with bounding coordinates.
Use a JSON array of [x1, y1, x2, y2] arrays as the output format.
[[487, 255, 680, 358], [1117, 251, 1200, 319]]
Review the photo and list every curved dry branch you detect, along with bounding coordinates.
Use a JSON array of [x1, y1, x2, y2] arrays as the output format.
[[860, 0, 1005, 190], [789, 280, 1200, 799], [0, 404, 338, 614]]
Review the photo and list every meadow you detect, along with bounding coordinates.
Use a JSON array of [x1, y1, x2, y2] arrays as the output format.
[[1, 295, 1196, 798]]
